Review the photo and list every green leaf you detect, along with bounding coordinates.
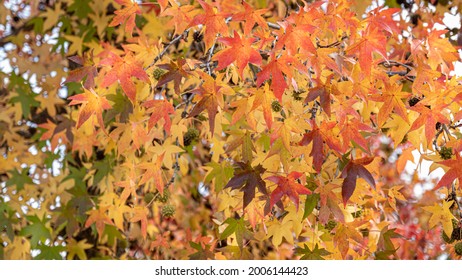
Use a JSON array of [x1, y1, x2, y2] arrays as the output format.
[[188, 241, 214, 260], [92, 156, 113, 185], [19, 215, 51, 248], [34, 244, 65, 260], [303, 194, 319, 219], [205, 161, 234, 192], [0, 199, 16, 241], [295, 243, 331, 260], [220, 217, 253, 251], [6, 168, 33, 192]]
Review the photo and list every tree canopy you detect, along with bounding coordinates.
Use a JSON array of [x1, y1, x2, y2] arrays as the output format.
[[1, 0, 462, 260]]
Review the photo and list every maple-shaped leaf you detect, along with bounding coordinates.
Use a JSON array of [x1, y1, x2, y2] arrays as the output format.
[[99, 52, 149, 103], [156, 58, 191, 95], [66, 238, 93, 260], [189, 72, 230, 134], [137, 153, 165, 194], [162, 2, 198, 35], [409, 103, 449, 145], [220, 217, 253, 251], [144, 99, 175, 134], [84, 206, 115, 237], [295, 243, 331, 260], [299, 121, 343, 173], [19, 215, 51, 248], [188, 0, 229, 50], [370, 77, 411, 126], [427, 30, 459, 71], [68, 88, 112, 130], [364, 7, 401, 35], [250, 84, 274, 129], [233, 1, 269, 35], [109, 0, 142, 36], [256, 53, 294, 101], [423, 200, 456, 238], [225, 162, 267, 209], [340, 118, 374, 152], [434, 154, 462, 190], [305, 86, 332, 116], [274, 21, 316, 56], [130, 206, 149, 239], [346, 27, 387, 76], [267, 171, 311, 210], [213, 31, 262, 79], [341, 157, 376, 205], [65, 54, 97, 89]]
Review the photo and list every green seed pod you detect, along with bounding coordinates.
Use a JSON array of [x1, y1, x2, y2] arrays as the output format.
[[439, 147, 453, 160], [161, 204, 175, 218], [183, 127, 199, 146], [153, 68, 166, 80], [454, 242, 462, 256], [271, 100, 282, 112], [144, 192, 155, 204], [325, 220, 337, 231]]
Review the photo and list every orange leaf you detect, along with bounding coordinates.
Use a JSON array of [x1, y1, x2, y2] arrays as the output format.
[[434, 154, 462, 190], [99, 52, 149, 103], [68, 88, 112, 130], [84, 206, 114, 237], [213, 30, 262, 79], [188, 0, 229, 50], [137, 153, 165, 194], [268, 172, 311, 210], [109, 0, 142, 36], [233, 1, 269, 35], [144, 99, 175, 134]]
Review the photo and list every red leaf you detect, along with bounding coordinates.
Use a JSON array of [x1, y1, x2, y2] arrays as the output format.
[[213, 30, 262, 78], [268, 172, 311, 210], [233, 1, 269, 35], [256, 54, 294, 101], [65, 54, 97, 89], [341, 157, 376, 206], [299, 121, 343, 172], [224, 162, 267, 209], [68, 88, 112, 130], [188, 0, 229, 50], [434, 154, 462, 190], [109, 0, 142, 36], [144, 99, 175, 134], [99, 52, 149, 103]]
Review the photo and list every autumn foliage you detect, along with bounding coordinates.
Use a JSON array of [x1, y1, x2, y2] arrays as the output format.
[[2, 0, 462, 260]]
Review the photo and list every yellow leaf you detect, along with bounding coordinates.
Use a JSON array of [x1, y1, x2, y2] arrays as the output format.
[[423, 200, 456, 237]]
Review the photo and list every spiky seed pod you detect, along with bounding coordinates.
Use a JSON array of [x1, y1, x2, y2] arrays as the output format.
[[161, 204, 175, 218], [325, 220, 337, 231], [153, 68, 166, 80], [454, 242, 462, 256], [183, 127, 199, 146], [157, 189, 170, 203], [439, 147, 453, 160], [144, 192, 155, 204], [271, 100, 282, 112]]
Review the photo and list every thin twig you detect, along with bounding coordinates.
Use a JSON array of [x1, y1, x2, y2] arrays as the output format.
[[316, 35, 348, 48], [267, 22, 281, 30], [145, 31, 188, 70]]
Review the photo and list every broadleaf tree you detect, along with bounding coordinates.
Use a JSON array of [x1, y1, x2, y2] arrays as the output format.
[[1, 0, 462, 260]]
